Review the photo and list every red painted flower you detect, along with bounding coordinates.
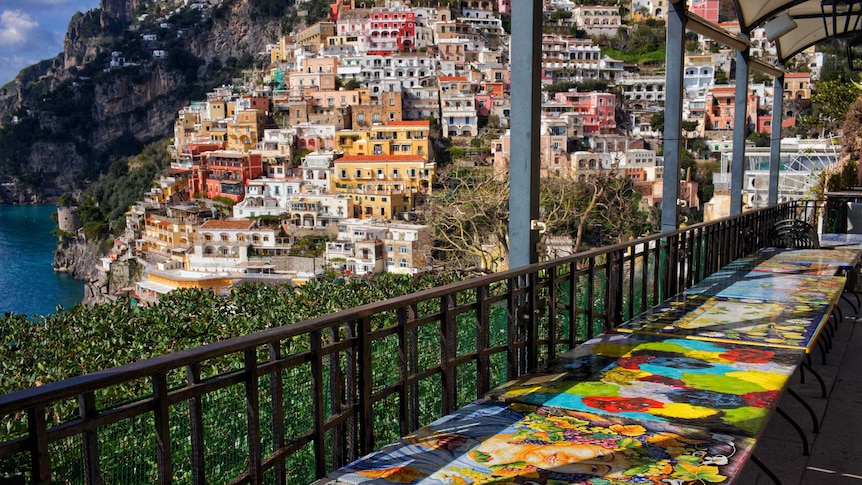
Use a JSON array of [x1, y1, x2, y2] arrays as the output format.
[[719, 348, 775, 364], [742, 390, 780, 408], [638, 374, 689, 387], [616, 355, 654, 369], [582, 396, 664, 413]]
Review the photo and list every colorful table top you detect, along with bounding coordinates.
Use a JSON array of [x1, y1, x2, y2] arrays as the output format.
[[616, 293, 831, 351], [755, 247, 860, 272], [820, 233, 862, 248], [328, 399, 756, 485], [487, 333, 803, 437], [684, 271, 845, 305]]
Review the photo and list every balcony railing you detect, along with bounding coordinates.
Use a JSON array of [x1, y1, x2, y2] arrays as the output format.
[[0, 201, 813, 484]]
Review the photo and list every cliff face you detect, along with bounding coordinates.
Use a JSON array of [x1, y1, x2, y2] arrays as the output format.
[[54, 237, 142, 305], [0, 0, 281, 203]]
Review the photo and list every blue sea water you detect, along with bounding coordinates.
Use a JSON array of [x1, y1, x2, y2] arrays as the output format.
[[0, 205, 85, 316]]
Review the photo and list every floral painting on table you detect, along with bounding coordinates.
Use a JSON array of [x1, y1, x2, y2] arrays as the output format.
[[488, 334, 803, 436], [757, 248, 860, 271], [328, 399, 756, 484], [685, 272, 845, 305], [618, 294, 829, 350]]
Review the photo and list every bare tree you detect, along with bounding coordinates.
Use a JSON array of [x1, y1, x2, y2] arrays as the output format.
[[428, 166, 510, 272]]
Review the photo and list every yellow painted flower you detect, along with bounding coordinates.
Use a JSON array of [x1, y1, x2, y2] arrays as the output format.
[[602, 366, 650, 385], [727, 370, 788, 390], [673, 462, 727, 483], [609, 424, 647, 436], [647, 402, 718, 419], [358, 465, 428, 483]]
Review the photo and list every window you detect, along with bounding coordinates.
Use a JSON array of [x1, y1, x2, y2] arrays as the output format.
[[386, 245, 393, 252], [377, 168, 384, 177], [387, 258, 394, 265], [341, 169, 348, 177], [355, 169, 362, 177], [399, 246, 408, 254], [399, 258, 408, 268], [392, 169, 399, 177]]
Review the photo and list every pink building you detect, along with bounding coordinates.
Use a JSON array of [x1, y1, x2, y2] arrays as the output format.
[[554, 91, 617, 135], [689, 0, 719, 23]]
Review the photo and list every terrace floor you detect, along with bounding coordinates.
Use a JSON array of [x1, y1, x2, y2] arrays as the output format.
[[738, 292, 862, 484]]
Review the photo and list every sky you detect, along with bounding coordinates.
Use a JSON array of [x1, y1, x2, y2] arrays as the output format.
[[0, 0, 101, 87]]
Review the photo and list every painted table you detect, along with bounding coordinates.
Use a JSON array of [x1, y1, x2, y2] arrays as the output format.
[[486, 333, 803, 437], [328, 399, 756, 485], [755, 247, 860, 272], [820, 232, 862, 248], [616, 293, 831, 351], [684, 271, 845, 305]]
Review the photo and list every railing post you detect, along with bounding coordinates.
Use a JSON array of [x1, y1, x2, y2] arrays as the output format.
[[357, 318, 374, 456], [607, 249, 624, 331], [311, 329, 329, 475], [396, 307, 410, 437], [186, 365, 206, 485], [546, 266, 559, 362], [526, 270, 540, 373], [267, 344, 286, 485], [27, 406, 50, 485], [153, 372, 173, 485], [476, 285, 491, 397], [586, 259, 596, 340], [327, 326, 347, 469], [568, 263, 578, 348], [78, 392, 100, 485], [440, 294, 457, 414], [243, 350, 262, 484]]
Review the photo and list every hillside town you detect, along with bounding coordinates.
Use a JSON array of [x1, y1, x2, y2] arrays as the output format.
[[59, 0, 842, 304]]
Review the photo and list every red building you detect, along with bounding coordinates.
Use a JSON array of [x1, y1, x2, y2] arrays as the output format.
[[367, 7, 416, 56], [191, 151, 264, 203]]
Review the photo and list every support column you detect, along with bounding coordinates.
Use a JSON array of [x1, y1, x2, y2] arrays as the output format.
[[769, 72, 785, 205], [661, 0, 686, 233], [731, 33, 751, 215], [508, 0, 542, 268]]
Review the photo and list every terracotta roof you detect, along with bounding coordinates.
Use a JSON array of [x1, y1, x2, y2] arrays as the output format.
[[335, 155, 425, 162], [146, 218, 173, 227], [200, 220, 256, 230], [439, 76, 468, 81], [785, 72, 810, 78]]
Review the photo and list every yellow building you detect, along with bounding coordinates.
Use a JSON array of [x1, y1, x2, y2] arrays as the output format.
[[141, 216, 199, 266], [270, 34, 296, 64], [226, 109, 267, 152], [332, 154, 434, 219], [135, 269, 234, 304], [337, 120, 430, 159]]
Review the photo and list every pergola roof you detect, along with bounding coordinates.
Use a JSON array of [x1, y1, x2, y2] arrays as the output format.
[[735, 0, 862, 62]]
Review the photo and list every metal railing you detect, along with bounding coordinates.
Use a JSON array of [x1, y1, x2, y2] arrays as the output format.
[[0, 201, 813, 484]]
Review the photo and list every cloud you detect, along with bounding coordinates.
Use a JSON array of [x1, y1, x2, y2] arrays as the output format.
[[0, 9, 38, 46]]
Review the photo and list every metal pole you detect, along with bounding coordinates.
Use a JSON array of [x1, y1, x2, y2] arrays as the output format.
[[730, 33, 750, 215], [508, 0, 542, 268], [661, 0, 686, 233], [769, 72, 785, 205]]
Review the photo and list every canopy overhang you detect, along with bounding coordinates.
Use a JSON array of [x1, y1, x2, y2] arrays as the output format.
[[734, 0, 862, 63]]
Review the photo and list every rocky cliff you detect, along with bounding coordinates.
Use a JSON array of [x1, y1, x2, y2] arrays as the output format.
[[0, 0, 284, 203], [54, 237, 143, 305]]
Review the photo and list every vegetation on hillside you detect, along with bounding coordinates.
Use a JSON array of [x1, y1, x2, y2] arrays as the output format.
[[65, 140, 174, 240]]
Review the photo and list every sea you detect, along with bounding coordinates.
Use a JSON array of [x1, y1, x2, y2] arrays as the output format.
[[0, 205, 85, 316]]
